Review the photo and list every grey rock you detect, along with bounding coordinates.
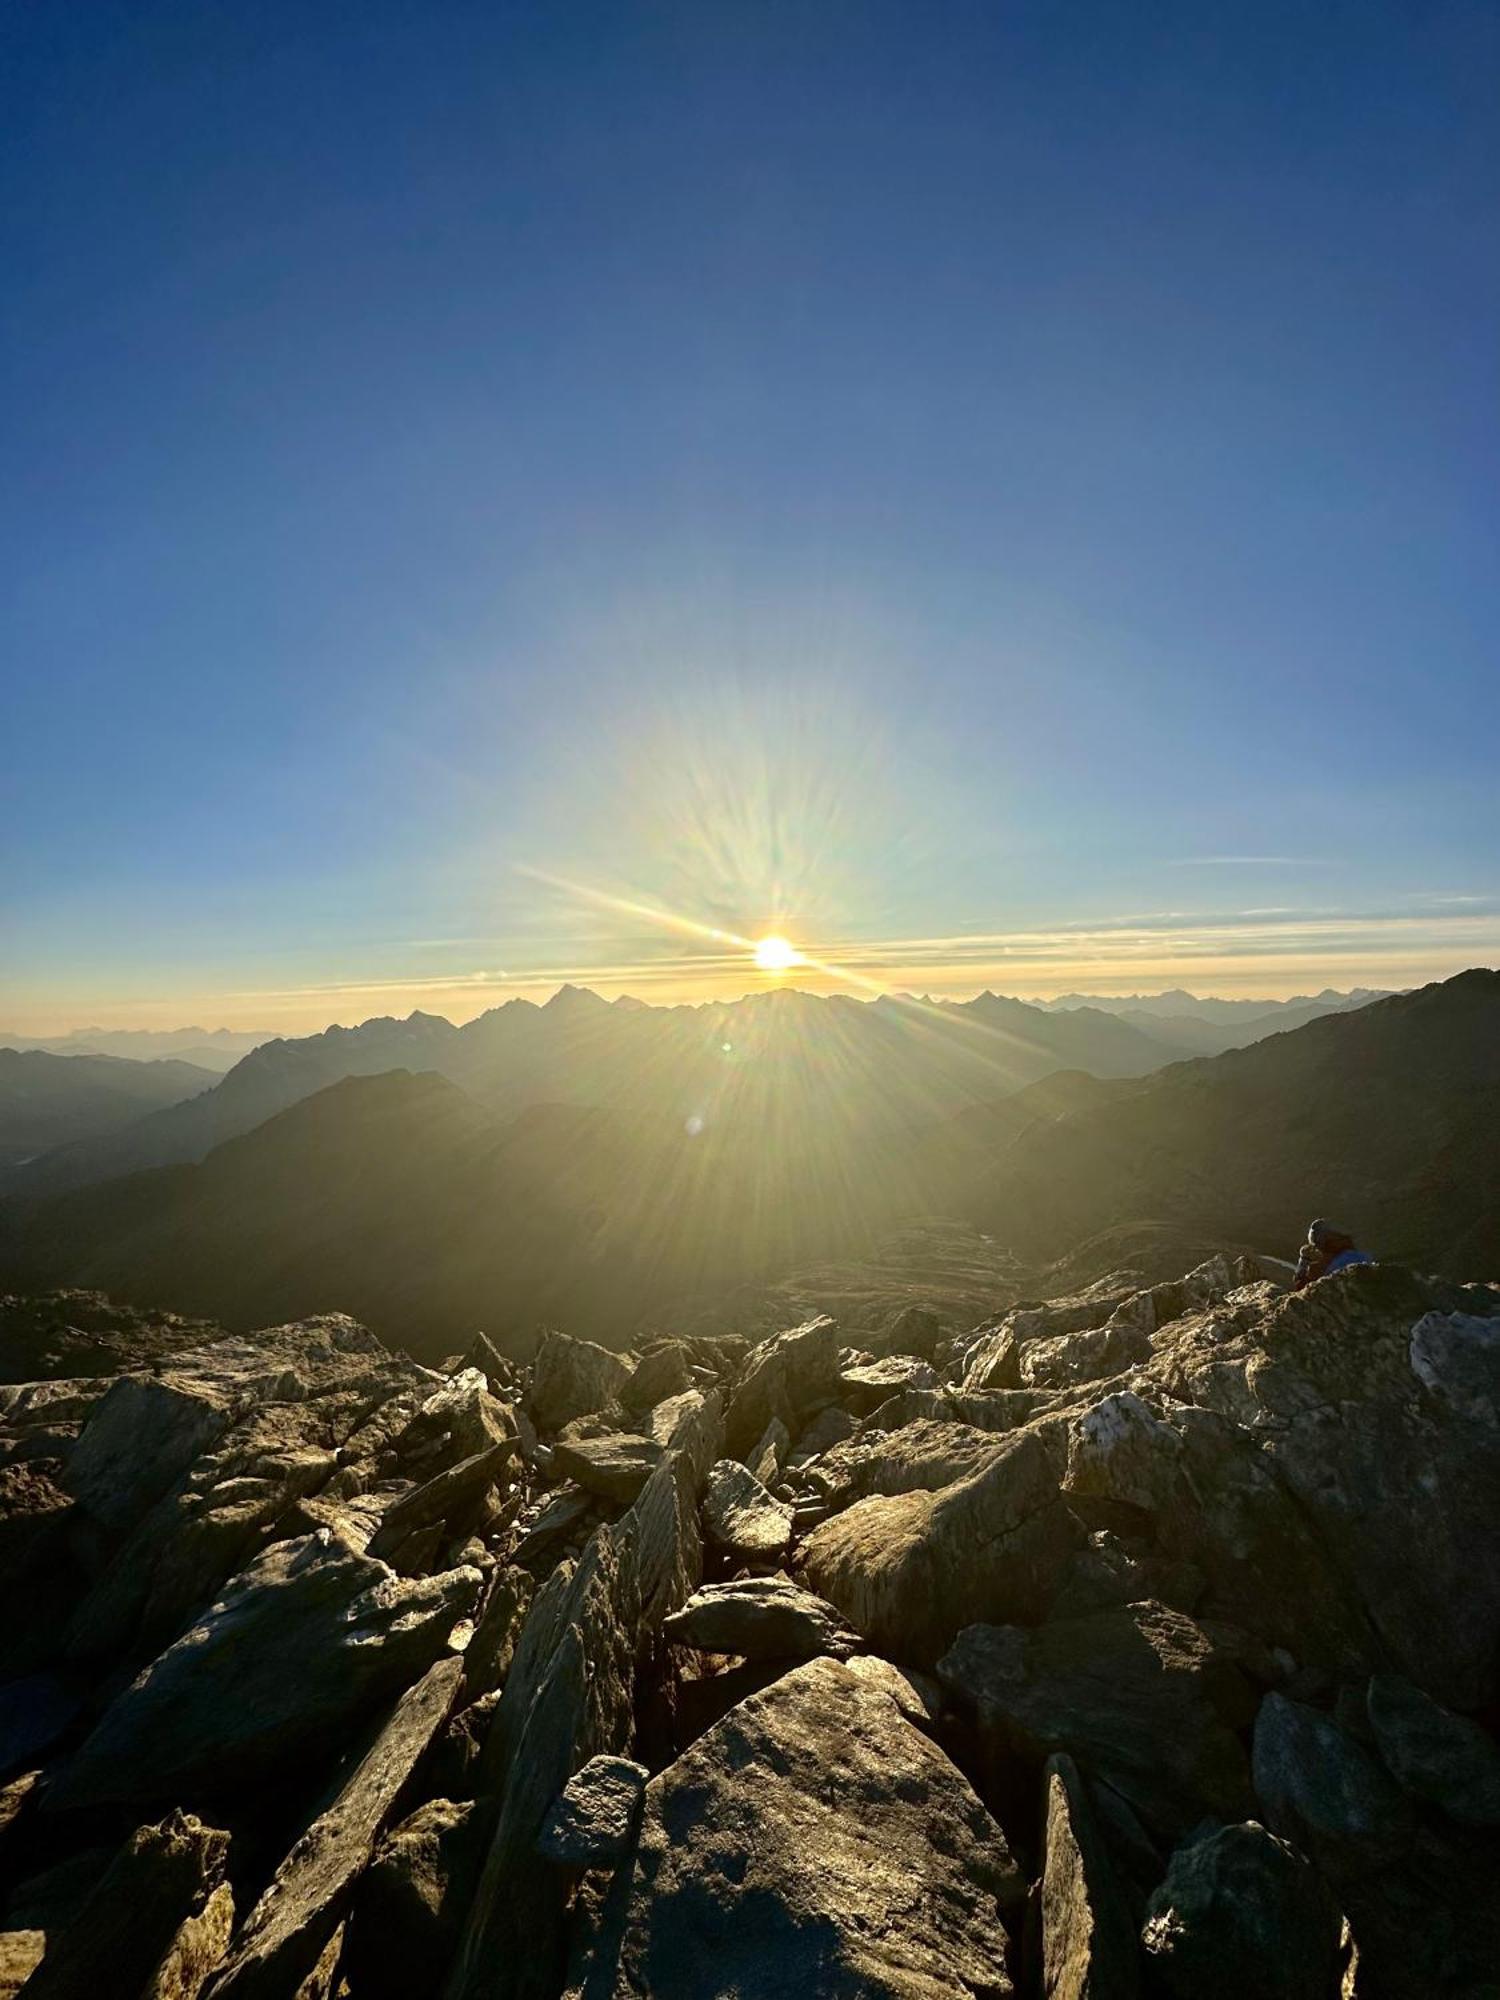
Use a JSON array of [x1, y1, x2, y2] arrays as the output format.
[[663, 1578, 860, 1660], [204, 1656, 462, 1999], [49, 1534, 478, 1810], [22, 1809, 230, 2000], [620, 1344, 691, 1414], [343, 1798, 483, 2000], [700, 1459, 793, 1563], [450, 1454, 708, 2000], [537, 1755, 648, 1867], [1366, 1673, 1500, 1825], [1140, 1820, 1341, 2000], [723, 1316, 841, 1457], [1040, 1752, 1140, 2000], [841, 1653, 944, 1729], [550, 1434, 664, 1504], [804, 1417, 1006, 1509], [570, 1657, 1022, 1998], [787, 1402, 856, 1461], [800, 1421, 1076, 1664], [938, 1602, 1256, 1841], [1408, 1310, 1500, 1424], [837, 1355, 939, 1415], [367, 1437, 518, 1562], [64, 1374, 232, 1538], [462, 1563, 535, 1701], [1251, 1691, 1414, 1879], [744, 1415, 790, 1488], [862, 1302, 943, 1361], [527, 1333, 632, 1436]]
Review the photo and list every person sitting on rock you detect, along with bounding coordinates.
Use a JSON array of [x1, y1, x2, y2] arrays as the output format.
[[1293, 1219, 1373, 1288]]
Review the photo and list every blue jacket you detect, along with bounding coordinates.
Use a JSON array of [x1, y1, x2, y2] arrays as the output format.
[[1322, 1248, 1372, 1276]]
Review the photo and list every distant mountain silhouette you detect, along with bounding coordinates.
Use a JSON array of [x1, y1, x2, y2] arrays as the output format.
[[0, 1026, 274, 1071], [0, 1049, 217, 1174], [969, 970, 1500, 1277], [8, 984, 1199, 1196], [3, 970, 1492, 1353]]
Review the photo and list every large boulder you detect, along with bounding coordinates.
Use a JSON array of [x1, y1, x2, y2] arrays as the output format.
[[799, 1421, 1075, 1664], [527, 1334, 632, 1436], [1251, 1692, 1414, 1880], [549, 1434, 664, 1505], [700, 1460, 792, 1564], [722, 1317, 841, 1457], [1140, 1820, 1341, 2000], [939, 1602, 1257, 1840], [48, 1535, 479, 1810], [663, 1579, 859, 1661], [571, 1657, 1023, 1997], [1365, 1673, 1500, 1825]]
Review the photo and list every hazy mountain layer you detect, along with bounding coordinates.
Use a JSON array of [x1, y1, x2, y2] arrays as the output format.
[[7, 985, 1197, 1197], [0, 1049, 217, 1174], [2, 972, 1493, 1356], [0, 1026, 274, 1070]]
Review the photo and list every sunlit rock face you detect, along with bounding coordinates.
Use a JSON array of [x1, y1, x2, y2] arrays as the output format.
[[2, 1254, 1498, 1998]]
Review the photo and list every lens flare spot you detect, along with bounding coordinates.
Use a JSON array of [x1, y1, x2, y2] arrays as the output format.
[[753, 935, 801, 973]]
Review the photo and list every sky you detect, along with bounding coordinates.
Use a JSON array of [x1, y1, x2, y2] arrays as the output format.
[[3, 0, 1497, 1032]]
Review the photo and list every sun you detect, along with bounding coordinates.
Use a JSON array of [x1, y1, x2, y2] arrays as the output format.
[[753, 934, 802, 973]]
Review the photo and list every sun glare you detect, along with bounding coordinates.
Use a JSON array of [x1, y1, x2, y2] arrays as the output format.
[[753, 934, 802, 973]]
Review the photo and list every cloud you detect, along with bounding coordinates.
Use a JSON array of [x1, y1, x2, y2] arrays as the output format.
[[1168, 856, 1327, 868]]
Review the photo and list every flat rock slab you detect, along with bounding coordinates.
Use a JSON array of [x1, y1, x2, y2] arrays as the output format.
[[49, 1534, 479, 1810], [573, 1657, 1021, 1998], [550, 1435, 664, 1505], [663, 1578, 859, 1661], [938, 1601, 1256, 1841], [205, 1656, 463, 1999], [1039, 1752, 1140, 2000], [538, 1756, 648, 1868], [700, 1460, 792, 1564]]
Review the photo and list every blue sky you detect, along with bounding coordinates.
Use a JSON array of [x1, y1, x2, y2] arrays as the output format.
[[3, 0, 1496, 1028]]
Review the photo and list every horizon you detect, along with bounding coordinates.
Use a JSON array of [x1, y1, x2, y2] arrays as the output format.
[[7, 968, 1485, 1045], [5, 4, 1496, 1035]]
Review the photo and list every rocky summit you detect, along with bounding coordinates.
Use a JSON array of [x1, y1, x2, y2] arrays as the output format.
[[1, 1259, 1498, 1999]]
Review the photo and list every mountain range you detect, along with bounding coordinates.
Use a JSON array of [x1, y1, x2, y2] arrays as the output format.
[[0, 1048, 217, 1174], [2, 984, 1210, 1197], [1, 970, 1492, 1357], [0, 1025, 275, 1070]]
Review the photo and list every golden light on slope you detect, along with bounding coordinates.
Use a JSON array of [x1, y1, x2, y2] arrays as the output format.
[[753, 935, 802, 973]]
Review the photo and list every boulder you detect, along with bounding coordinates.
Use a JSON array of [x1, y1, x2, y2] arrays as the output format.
[[804, 1418, 1006, 1509], [385, 1368, 515, 1476], [49, 1535, 479, 1810], [837, 1356, 940, 1415], [663, 1578, 860, 1661], [1039, 1752, 1140, 2000], [22, 1809, 230, 2000], [342, 1798, 483, 2000], [571, 1658, 1022, 1997], [367, 1437, 518, 1562], [527, 1333, 632, 1436], [863, 1303, 943, 1361], [63, 1374, 233, 1538], [620, 1344, 691, 1415], [938, 1603, 1256, 1840], [550, 1434, 664, 1505], [799, 1422, 1075, 1664], [722, 1317, 841, 1457], [1365, 1673, 1500, 1826], [1140, 1820, 1341, 2000], [1251, 1692, 1414, 1880], [700, 1459, 793, 1564], [537, 1755, 648, 1868], [786, 1403, 856, 1462], [204, 1656, 463, 1999]]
